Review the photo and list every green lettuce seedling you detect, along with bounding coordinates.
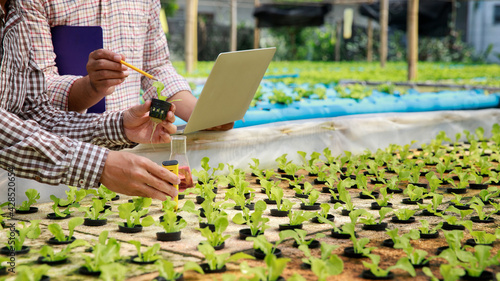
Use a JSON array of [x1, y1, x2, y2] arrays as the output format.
[[240, 254, 291, 281], [422, 263, 465, 281], [58, 186, 87, 207], [155, 259, 204, 280], [279, 229, 325, 248], [286, 210, 315, 226], [443, 230, 464, 253], [393, 235, 429, 266], [118, 202, 155, 228], [440, 206, 473, 226], [79, 198, 112, 221], [197, 215, 231, 247], [299, 187, 320, 206], [469, 200, 493, 221], [9, 220, 41, 251], [225, 188, 254, 210], [197, 242, 254, 271], [50, 195, 79, 218], [362, 254, 416, 278], [418, 192, 444, 215], [343, 222, 375, 256], [463, 222, 500, 245], [16, 189, 40, 211], [404, 184, 427, 202], [444, 245, 500, 278], [299, 242, 340, 266], [129, 241, 161, 263], [393, 208, 416, 221], [232, 200, 270, 236], [99, 263, 127, 281], [14, 264, 51, 281], [48, 217, 84, 242], [38, 239, 88, 262], [82, 233, 121, 273], [152, 81, 166, 100], [359, 207, 392, 225], [373, 186, 393, 207], [417, 219, 443, 235], [246, 234, 285, 257], [315, 203, 332, 221], [297, 151, 321, 175]]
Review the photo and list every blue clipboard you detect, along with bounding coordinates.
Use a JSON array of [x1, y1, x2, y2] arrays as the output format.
[[51, 26, 105, 113]]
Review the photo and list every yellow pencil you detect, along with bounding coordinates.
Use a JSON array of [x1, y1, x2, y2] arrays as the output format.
[[120, 60, 158, 81]]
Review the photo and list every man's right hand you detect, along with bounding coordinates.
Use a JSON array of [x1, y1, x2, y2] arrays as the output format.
[[99, 151, 180, 200], [86, 49, 129, 99], [68, 49, 129, 112]]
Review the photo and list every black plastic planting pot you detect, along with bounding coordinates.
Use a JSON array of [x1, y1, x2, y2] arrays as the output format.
[[149, 99, 172, 121], [156, 231, 182, 241], [292, 239, 320, 249], [118, 224, 143, 233], [362, 222, 388, 231], [83, 218, 107, 226], [47, 213, 71, 220], [37, 256, 68, 265], [239, 229, 263, 240], [361, 270, 394, 280], [15, 207, 38, 214], [47, 236, 76, 245], [253, 248, 282, 260]]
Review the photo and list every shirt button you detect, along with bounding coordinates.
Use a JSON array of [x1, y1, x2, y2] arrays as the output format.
[[79, 179, 86, 186], [34, 176, 41, 182]]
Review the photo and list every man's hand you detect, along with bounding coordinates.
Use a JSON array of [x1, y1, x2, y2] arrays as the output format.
[[68, 49, 129, 112], [100, 151, 180, 200], [123, 100, 177, 143], [86, 49, 129, 98]]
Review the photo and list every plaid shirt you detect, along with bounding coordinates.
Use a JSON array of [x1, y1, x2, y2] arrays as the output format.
[[23, 0, 191, 112], [0, 0, 135, 188]]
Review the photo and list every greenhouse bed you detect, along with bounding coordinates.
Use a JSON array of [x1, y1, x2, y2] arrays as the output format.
[[3, 140, 500, 280]]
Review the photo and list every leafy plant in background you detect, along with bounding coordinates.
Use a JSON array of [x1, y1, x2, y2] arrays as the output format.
[[8, 220, 41, 251], [359, 207, 392, 225], [155, 259, 204, 280], [16, 189, 40, 211], [343, 222, 375, 256], [279, 229, 325, 248], [129, 241, 161, 263], [300, 242, 339, 265], [79, 198, 112, 221], [286, 210, 316, 226], [58, 185, 86, 207], [268, 88, 293, 105], [463, 221, 500, 245], [418, 192, 444, 215], [393, 235, 429, 267], [38, 240, 88, 262], [232, 200, 270, 236], [197, 242, 254, 271], [198, 215, 231, 247], [240, 253, 291, 281], [81, 232, 121, 273], [14, 264, 51, 281], [423, 263, 465, 281], [50, 195, 78, 218], [393, 208, 416, 221], [362, 254, 416, 278], [246, 234, 285, 258], [417, 219, 443, 235], [118, 202, 155, 228], [48, 217, 84, 242]]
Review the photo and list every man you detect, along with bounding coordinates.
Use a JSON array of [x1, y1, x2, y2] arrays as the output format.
[[22, 0, 233, 130], [0, 0, 179, 200]]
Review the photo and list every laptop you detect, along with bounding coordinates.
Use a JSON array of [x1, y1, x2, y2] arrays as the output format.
[[176, 47, 276, 134]]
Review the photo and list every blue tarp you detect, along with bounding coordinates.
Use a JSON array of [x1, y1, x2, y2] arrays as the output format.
[[177, 82, 500, 128]]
